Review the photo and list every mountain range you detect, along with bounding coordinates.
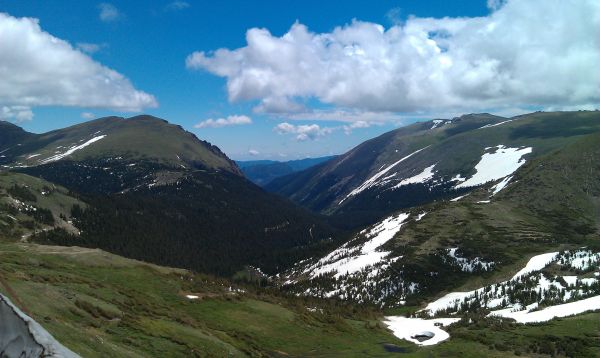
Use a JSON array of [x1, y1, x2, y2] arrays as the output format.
[[1, 115, 337, 276], [268, 111, 600, 227], [1, 110, 600, 357]]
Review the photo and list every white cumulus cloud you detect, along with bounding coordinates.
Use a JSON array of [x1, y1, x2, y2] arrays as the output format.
[[487, 0, 507, 11], [194, 115, 252, 128], [98, 3, 121, 22], [274, 122, 334, 141], [0, 13, 157, 113], [1, 106, 33, 122], [187, 0, 600, 117]]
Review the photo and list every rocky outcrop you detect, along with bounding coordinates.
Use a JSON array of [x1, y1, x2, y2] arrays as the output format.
[[0, 294, 79, 358]]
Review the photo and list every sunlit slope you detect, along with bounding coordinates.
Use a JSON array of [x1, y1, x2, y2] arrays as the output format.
[[1, 115, 241, 174], [283, 131, 600, 307], [1, 241, 599, 357], [0, 171, 84, 240], [268, 111, 600, 226]]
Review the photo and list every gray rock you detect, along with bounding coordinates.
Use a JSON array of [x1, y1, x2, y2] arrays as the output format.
[[0, 294, 80, 357]]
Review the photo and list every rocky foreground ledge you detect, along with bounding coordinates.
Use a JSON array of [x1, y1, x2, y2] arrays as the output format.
[[0, 294, 79, 358]]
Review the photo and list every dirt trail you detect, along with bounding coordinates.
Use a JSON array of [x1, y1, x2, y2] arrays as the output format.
[[32, 249, 99, 255], [15, 244, 99, 255]]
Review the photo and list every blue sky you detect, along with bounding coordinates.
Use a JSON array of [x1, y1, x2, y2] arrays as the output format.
[[0, 0, 598, 159]]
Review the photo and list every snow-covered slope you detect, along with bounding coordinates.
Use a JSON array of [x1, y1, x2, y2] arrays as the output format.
[[422, 249, 600, 321], [340, 148, 428, 204], [283, 212, 418, 304], [382, 249, 600, 346], [305, 213, 410, 278]]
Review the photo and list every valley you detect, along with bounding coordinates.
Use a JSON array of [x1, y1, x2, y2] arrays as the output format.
[[1, 111, 600, 357], [1, 1, 598, 356]]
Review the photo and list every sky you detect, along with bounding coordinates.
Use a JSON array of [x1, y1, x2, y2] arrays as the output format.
[[0, 0, 598, 160]]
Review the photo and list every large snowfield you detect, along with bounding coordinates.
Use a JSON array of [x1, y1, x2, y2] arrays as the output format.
[[456, 145, 532, 189]]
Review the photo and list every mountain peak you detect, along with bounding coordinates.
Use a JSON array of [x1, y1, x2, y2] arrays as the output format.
[[0, 120, 33, 149], [2, 115, 241, 175]]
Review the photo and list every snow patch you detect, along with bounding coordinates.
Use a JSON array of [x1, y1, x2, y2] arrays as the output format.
[[450, 194, 468, 202], [456, 145, 532, 189], [423, 252, 559, 315], [384, 316, 460, 346], [489, 295, 600, 323], [430, 120, 448, 130], [511, 252, 559, 280], [340, 147, 429, 204], [446, 248, 495, 272], [478, 119, 515, 129], [391, 165, 436, 190], [0, 294, 80, 357], [40, 135, 107, 164], [490, 175, 513, 196]]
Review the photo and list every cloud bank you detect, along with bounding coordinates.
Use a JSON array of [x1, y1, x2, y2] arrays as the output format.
[[275, 122, 333, 141], [194, 115, 252, 128], [187, 0, 600, 118], [0, 13, 157, 120]]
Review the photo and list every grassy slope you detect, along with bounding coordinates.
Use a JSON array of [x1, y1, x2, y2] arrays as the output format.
[[3, 241, 600, 357], [369, 131, 600, 307], [4, 115, 240, 174], [0, 242, 401, 357], [0, 172, 84, 239]]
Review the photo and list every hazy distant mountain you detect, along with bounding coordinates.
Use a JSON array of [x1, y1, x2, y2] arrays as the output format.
[[236, 156, 336, 186]]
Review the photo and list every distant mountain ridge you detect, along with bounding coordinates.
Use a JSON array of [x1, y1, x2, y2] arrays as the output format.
[[267, 111, 600, 227], [236, 156, 336, 186]]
